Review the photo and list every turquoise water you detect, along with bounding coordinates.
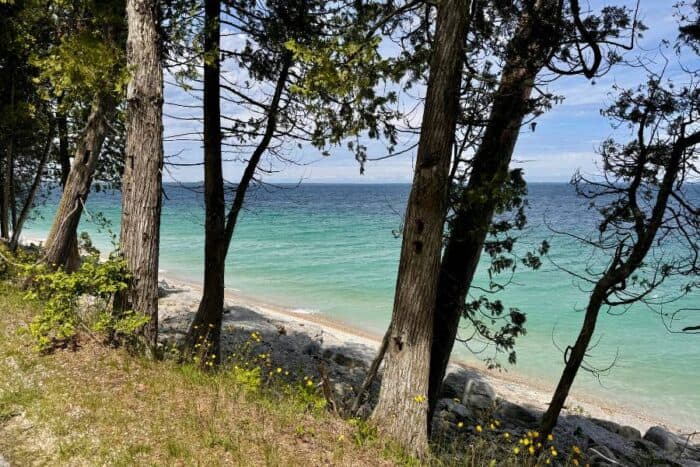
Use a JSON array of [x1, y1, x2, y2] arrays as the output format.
[[24, 183, 700, 429]]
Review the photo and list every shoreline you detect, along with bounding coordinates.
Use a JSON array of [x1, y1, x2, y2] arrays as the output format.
[[162, 273, 694, 436], [18, 235, 696, 435]]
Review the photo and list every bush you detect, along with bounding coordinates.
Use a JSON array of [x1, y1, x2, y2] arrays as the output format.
[[19, 246, 147, 352]]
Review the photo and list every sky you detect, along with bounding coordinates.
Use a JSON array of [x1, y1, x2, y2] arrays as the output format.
[[162, 1, 697, 185]]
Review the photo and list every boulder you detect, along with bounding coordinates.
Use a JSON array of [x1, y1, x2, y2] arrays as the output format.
[[463, 379, 496, 410], [441, 372, 467, 399], [592, 418, 641, 441], [644, 426, 679, 452], [618, 425, 642, 441], [437, 398, 473, 420], [495, 401, 538, 425]]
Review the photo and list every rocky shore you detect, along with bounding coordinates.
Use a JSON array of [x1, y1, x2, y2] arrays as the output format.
[[157, 278, 700, 466]]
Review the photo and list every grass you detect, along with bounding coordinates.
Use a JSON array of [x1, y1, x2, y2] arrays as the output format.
[[0, 276, 590, 467], [0, 282, 405, 466]]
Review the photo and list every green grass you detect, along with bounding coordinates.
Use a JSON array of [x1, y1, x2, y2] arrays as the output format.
[[0, 279, 589, 467], [0, 282, 404, 466]]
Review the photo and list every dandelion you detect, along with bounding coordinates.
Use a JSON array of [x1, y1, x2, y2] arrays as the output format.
[[457, 422, 464, 429], [547, 433, 554, 441], [572, 445, 581, 455], [490, 423, 495, 430], [306, 379, 313, 387], [476, 425, 483, 433], [533, 431, 539, 438], [276, 367, 282, 373], [513, 447, 520, 454], [528, 446, 535, 456], [503, 432, 510, 440], [494, 420, 501, 427], [572, 460, 579, 466], [550, 448, 558, 457]]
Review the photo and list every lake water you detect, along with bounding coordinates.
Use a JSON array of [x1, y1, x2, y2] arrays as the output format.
[[23, 183, 700, 429]]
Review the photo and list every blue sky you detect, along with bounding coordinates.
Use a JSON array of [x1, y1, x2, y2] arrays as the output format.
[[163, 1, 697, 184]]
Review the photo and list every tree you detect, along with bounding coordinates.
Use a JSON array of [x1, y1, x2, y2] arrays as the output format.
[[368, 0, 471, 456], [184, 0, 225, 362], [40, 0, 126, 270], [117, 0, 164, 352], [427, 0, 641, 416], [539, 44, 700, 439], [184, 0, 400, 361], [0, 0, 51, 244]]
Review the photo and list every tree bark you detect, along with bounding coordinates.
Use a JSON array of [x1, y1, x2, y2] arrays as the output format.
[[43, 92, 115, 270], [55, 106, 81, 269], [118, 0, 164, 352], [1, 72, 15, 240], [427, 0, 560, 419], [10, 122, 55, 250], [184, 0, 225, 361], [370, 0, 470, 457]]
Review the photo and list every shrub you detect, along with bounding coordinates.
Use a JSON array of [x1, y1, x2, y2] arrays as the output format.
[[20, 247, 147, 352]]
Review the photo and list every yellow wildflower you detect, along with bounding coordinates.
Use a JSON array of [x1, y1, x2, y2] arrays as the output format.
[[528, 446, 535, 455], [573, 445, 581, 455], [513, 447, 520, 454], [547, 433, 554, 441], [457, 422, 464, 428], [476, 425, 483, 433]]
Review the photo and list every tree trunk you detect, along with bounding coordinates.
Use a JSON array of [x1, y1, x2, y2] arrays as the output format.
[[538, 128, 699, 440], [118, 0, 164, 352], [55, 106, 81, 269], [370, 0, 470, 457], [43, 93, 115, 270], [10, 122, 56, 250], [1, 73, 15, 240], [539, 286, 605, 438], [57, 109, 71, 187], [184, 0, 225, 362], [0, 158, 6, 240], [185, 18, 293, 361], [427, 1, 559, 419]]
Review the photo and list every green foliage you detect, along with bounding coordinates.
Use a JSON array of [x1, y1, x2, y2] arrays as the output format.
[[20, 243, 146, 352], [29, 0, 127, 108]]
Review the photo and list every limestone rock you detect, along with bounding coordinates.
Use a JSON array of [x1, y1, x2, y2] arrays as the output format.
[[463, 379, 496, 410], [441, 372, 467, 399], [592, 418, 641, 441], [644, 426, 679, 452], [495, 401, 537, 425]]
